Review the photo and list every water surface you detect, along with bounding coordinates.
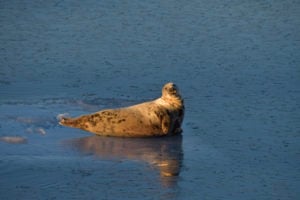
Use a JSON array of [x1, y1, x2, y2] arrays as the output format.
[[0, 0, 299, 199]]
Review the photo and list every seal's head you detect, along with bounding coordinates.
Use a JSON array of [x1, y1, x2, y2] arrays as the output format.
[[161, 82, 183, 106], [162, 82, 180, 97]]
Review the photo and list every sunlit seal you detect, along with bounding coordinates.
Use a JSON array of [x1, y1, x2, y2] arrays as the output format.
[[59, 82, 184, 137]]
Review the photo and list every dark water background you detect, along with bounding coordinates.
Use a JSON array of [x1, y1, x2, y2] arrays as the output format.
[[0, 0, 299, 199]]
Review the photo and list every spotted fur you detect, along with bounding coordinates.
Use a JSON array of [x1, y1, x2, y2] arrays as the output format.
[[60, 82, 184, 137]]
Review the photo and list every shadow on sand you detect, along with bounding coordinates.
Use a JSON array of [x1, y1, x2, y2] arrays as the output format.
[[64, 135, 183, 187]]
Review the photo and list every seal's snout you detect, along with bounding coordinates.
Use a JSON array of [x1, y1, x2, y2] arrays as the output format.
[[169, 83, 178, 94]]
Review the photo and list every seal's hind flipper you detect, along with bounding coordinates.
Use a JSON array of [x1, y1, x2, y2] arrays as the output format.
[[59, 117, 72, 126], [59, 117, 81, 127], [59, 116, 90, 130]]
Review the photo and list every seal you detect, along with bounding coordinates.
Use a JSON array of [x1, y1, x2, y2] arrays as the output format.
[[59, 82, 184, 137]]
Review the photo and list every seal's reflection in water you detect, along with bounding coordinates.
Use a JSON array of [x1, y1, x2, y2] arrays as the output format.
[[65, 135, 183, 187]]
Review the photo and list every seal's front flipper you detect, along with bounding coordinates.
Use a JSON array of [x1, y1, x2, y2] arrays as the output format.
[[161, 115, 171, 135]]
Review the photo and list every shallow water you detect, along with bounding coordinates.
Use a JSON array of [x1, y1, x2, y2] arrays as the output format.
[[1, 0, 299, 199]]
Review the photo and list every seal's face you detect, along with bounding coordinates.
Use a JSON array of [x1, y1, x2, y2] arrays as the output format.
[[162, 82, 181, 99]]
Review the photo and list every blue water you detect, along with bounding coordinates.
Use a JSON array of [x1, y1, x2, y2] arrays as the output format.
[[0, 0, 299, 199]]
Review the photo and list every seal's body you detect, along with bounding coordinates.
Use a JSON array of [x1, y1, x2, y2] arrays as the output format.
[[59, 83, 184, 137]]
